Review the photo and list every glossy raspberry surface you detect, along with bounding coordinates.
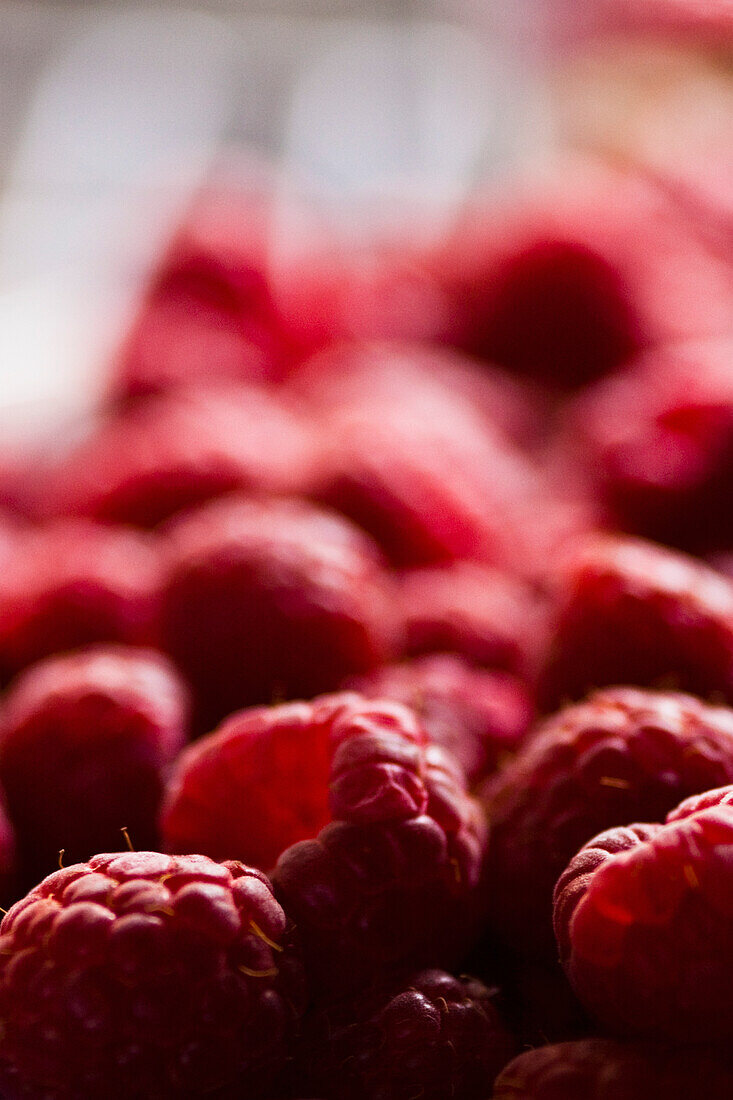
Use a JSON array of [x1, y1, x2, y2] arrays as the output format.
[[538, 535, 733, 709], [493, 1038, 733, 1100], [482, 686, 733, 954], [351, 654, 532, 787], [162, 693, 420, 872], [398, 562, 545, 678], [159, 496, 395, 728], [298, 968, 515, 1100], [0, 646, 189, 881], [553, 808, 733, 1041], [272, 725, 487, 998], [43, 384, 315, 529], [0, 852, 305, 1099], [0, 519, 159, 683]]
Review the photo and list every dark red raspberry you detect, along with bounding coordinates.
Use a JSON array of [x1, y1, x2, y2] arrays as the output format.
[[0, 519, 159, 683], [297, 968, 516, 1099], [0, 852, 304, 1098], [350, 654, 532, 787], [538, 535, 733, 710], [431, 161, 733, 388], [272, 726, 487, 999], [493, 1038, 733, 1100], [398, 562, 545, 678], [42, 383, 315, 529], [482, 686, 733, 955], [553, 806, 733, 1042], [562, 338, 733, 553], [158, 496, 396, 729], [0, 646, 188, 880]]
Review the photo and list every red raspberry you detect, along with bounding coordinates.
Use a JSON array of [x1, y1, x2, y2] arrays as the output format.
[[482, 687, 733, 955], [0, 519, 159, 683], [158, 496, 396, 729], [0, 852, 304, 1098], [272, 727, 487, 998], [562, 339, 733, 553], [297, 968, 516, 1099], [432, 160, 733, 388], [492, 1038, 733, 1100], [398, 562, 545, 678], [42, 383, 315, 529], [538, 535, 733, 710], [553, 806, 733, 1042], [666, 782, 733, 822], [0, 646, 188, 880], [350, 654, 532, 787]]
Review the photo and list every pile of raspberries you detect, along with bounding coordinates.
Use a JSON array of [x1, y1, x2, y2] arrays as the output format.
[[0, 135, 732, 1098]]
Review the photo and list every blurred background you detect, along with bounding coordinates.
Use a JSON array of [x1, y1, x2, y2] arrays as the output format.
[[0, 0, 730, 438]]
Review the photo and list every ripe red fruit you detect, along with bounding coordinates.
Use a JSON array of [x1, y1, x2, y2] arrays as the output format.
[[482, 686, 733, 955], [562, 339, 733, 553], [398, 562, 545, 678], [538, 535, 733, 710], [42, 384, 316, 529], [272, 735, 487, 999], [158, 496, 396, 729], [0, 852, 304, 1098], [493, 1038, 733, 1100], [0, 519, 159, 683], [0, 646, 188, 879], [553, 806, 733, 1042], [351, 653, 532, 787], [297, 968, 516, 1099]]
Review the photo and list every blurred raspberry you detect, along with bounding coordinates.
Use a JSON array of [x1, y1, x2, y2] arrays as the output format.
[[0, 519, 159, 684], [0, 646, 188, 881], [42, 384, 316, 529], [431, 160, 733, 389], [351, 654, 532, 787], [493, 1038, 733, 1099], [538, 535, 733, 710], [159, 496, 396, 730], [553, 806, 733, 1041], [561, 339, 733, 554], [0, 852, 304, 1098], [297, 968, 515, 1099], [482, 686, 733, 955], [398, 562, 546, 678], [273, 722, 487, 998]]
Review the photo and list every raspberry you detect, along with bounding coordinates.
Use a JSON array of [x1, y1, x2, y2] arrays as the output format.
[[538, 535, 733, 710], [158, 496, 396, 729], [0, 852, 304, 1098], [271, 711, 487, 997], [0, 519, 159, 683], [666, 782, 733, 822], [297, 968, 516, 1099], [482, 687, 733, 955], [398, 562, 545, 678], [350, 654, 532, 787], [43, 383, 315, 529], [0, 646, 188, 881], [432, 161, 733, 388], [563, 339, 733, 553], [553, 806, 733, 1042], [493, 1038, 733, 1100]]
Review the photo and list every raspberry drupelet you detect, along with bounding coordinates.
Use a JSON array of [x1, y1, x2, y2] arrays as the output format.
[[0, 519, 159, 684], [297, 968, 516, 1099], [482, 686, 733, 955], [553, 804, 733, 1043], [158, 496, 396, 730], [492, 1038, 733, 1100], [0, 852, 305, 1099], [538, 534, 733, 710], [350, 654, 532, 787], [0, 646, 188, 880]]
